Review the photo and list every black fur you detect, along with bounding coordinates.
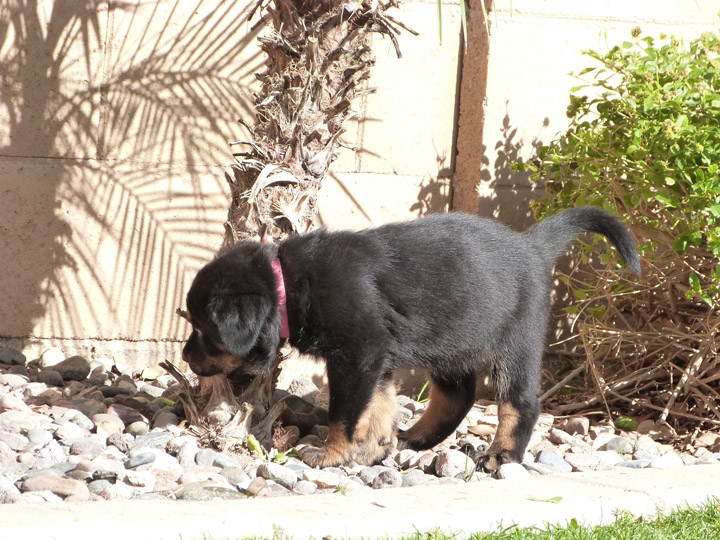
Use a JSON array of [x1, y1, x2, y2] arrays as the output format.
[[182, 207, 640, 467]]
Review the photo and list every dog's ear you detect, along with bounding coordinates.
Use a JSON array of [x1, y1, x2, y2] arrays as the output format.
[[210, 295, 273, 357]]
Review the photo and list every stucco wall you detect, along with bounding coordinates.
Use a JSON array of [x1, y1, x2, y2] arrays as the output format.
[[455, 0, 718, 229]]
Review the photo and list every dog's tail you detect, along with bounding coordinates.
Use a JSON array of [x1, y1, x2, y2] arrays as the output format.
[[527, 206, 641, 276]]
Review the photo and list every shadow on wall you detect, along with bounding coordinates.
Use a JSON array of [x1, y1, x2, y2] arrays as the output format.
[[0, 1, 263, 342], [477, 112, 549, 230]]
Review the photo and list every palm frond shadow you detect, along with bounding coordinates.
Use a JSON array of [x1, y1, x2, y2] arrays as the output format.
[[1, 0, 262, 344]]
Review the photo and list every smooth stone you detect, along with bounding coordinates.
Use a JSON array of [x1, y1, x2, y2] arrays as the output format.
[[650, 451, 684, 469], [70, 438, 106, 459], [124, 452, 156, 469], [93, 413, 125, 436], [0, 395, 32, 416], [100, 386, 135, 398], [132, 431, 173, 450], [497, 463, 531, 479], [125, 421, 149, 437], [615, 460, 650, 469], [53, 356, 91, 381], [107, 433, 135, 453], [55, 421, 89, 444], [245, 477, 271, 497], [99, 482, 134, 500], [634, 435, 660, 460], [22, 473, 90, 500], [372, 469, 403, 489], [358, 466, 387, 485], [401, 468, 429, 487], [151, 410, 179, 429], [7, 365, 28, 376], [302, 468, 341, 488], [523, 462, 561, 475], [0, 347, 26, 366], [39, 348, 65, 368], [0, 409, 52, 431], [26, 428, 53, 446], [37, 370, 64, 387], [564, 417, 590, 436], [0, 373, 29, 388], [536, 450, 572, 473], [257, 462, 298, 489], [596, 450, 624, 466], [294, 479, 318, 494], [0, 476, 22, 503], [599, 436, 634, 455], [220, 467, 251, 488], [88, 479, 113, 495], [176, 484, 244, 501], [395, 448, 418, 469], [467, 424, 496, 437], [435, 449, 473, 479]]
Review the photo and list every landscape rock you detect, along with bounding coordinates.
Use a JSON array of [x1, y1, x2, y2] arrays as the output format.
[[22, 473, 90, 500], [435, 449, 473, 479], [497, 463, 530, 479], [53, 356, 91, 381], [0, 347, 26, 366]]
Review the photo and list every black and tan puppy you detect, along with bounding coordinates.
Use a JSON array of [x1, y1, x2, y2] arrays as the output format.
[[182, 207, 640, 470]]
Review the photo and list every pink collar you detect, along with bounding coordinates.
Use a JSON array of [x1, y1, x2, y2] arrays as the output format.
[[271, 258, 290, 339]]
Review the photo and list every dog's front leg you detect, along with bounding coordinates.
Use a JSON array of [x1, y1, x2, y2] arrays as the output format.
[[298, 362, 395, 468]]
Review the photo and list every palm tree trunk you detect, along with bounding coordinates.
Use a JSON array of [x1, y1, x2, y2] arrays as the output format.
[[174, 0, 410, 452]]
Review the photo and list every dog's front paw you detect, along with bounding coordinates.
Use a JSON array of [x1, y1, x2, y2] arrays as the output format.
[[353, 434, 395, 466], [297, 445, 350, 468], [475, 448, 514, 473]]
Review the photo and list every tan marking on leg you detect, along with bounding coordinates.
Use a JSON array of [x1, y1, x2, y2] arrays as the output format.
[[481, 402, 521, 472], [397, 383, 454, 448], [353, 381, 397, 465]]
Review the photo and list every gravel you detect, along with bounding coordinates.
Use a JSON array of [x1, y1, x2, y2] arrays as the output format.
[[1, 345, 719, 504]]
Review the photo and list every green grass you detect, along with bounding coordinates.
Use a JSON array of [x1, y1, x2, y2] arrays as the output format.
[[221, 498, 720, 540], [411, 499, 720, 540]]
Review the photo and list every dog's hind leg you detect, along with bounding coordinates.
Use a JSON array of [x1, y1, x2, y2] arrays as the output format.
[[397, 372, 476, 451], [477, 345, 541, 472]]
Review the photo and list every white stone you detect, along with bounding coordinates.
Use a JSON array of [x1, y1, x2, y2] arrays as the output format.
[[497, 463, 531, 479], [39, 347, 65, 368]]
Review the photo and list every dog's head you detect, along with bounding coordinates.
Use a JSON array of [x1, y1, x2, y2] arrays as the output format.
[[182, 243, 281, 378]]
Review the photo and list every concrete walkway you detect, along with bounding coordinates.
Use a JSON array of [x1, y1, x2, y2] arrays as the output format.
[[1, 465, 719, 539]]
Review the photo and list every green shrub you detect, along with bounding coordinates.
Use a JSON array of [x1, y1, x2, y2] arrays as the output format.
[[516, 28, 720, 433]]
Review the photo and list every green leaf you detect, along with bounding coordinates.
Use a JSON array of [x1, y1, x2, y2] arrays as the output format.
[[614, 416, 639, 431], [247, 434, 266, 459], [689, 271, 701, 293]]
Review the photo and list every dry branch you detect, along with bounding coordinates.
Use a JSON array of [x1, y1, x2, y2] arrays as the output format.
[[544, 239, 720, 446]]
